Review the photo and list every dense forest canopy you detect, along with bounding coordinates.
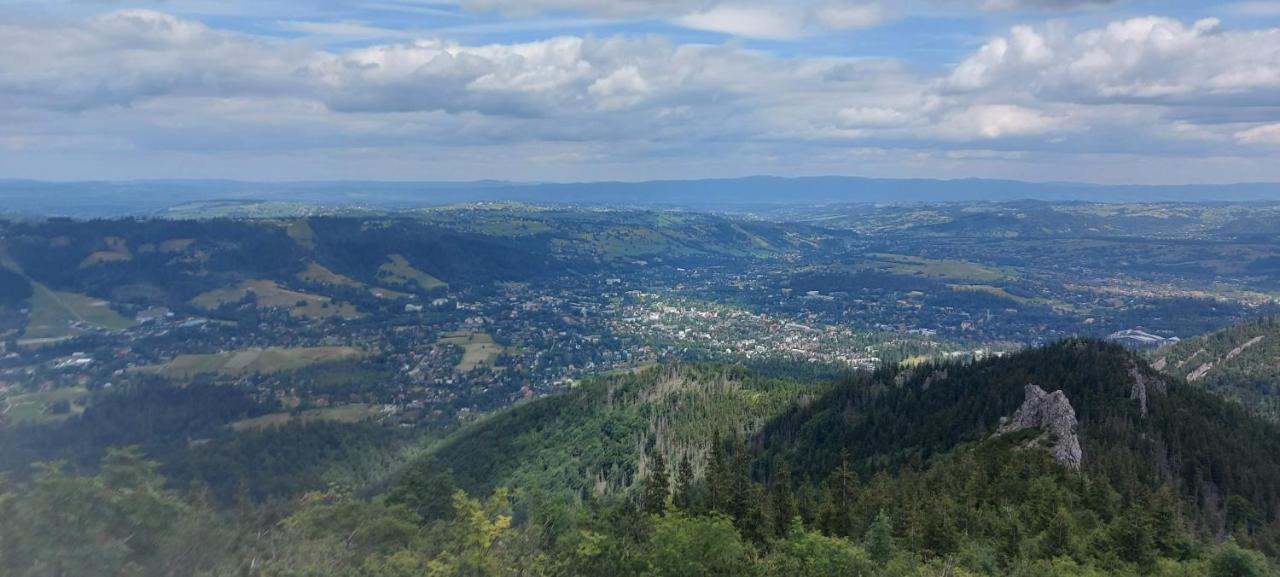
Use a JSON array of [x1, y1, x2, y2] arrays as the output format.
[[4, 341, 1280, 576]]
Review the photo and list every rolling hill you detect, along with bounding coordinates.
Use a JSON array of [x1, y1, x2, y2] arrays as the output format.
[[6, 177, 1280, 217]]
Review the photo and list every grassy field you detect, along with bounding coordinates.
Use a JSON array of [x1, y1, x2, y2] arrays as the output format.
[[153, 346, 365, 378], [230, 404, 382, 432], [77, 237, 133, 268], [946, 283, 1079, 313], [297, 262, 362, 288], [437, 331, 504, 372], [286, 220, 316, 249], [192, 280, 361, 319], [22, 283, 133, 341], [378, 254, 447, 291], [870, 253, 1012, 282], [297, 262, 416, 300], [2, 387, 89, 426], [475, 219, 553, 237], [160, 238, 195, 253]]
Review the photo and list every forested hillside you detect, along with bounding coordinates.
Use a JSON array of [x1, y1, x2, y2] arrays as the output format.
[[5, 341, 1279, 576], [1152, 317, 1280, 420], [390, 365, 820, 516]]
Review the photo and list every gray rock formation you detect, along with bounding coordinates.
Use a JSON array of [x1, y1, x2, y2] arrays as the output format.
[[997, 384, 1083, 471], [1128, 363, 1166, 418]]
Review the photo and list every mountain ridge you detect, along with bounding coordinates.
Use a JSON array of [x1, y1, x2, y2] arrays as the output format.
[[6, 176, 1280, 217]]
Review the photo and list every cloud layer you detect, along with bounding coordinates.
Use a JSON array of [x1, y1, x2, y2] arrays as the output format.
[[2, 8, 1279, 182]]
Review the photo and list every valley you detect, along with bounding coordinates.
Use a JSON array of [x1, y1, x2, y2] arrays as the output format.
[[2, 201, 1280, 576]]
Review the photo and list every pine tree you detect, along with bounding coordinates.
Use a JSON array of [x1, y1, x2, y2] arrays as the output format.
[[822, 452, 859, 538], [674, 453, 696, 512], [729, 435, 753, 522], [643, 451, 670, 514], [769, 459, 797, 538], [1043, 505, 1074, 559], [707, 431, 731, 514], [865, 510, 895, 564]]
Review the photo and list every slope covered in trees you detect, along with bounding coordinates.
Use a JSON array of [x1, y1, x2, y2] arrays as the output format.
[[6, 341, 1280, 576], [1151, 317, 1280, 420], [390, 365, 819, 518], [759, 340, 1280, 551]]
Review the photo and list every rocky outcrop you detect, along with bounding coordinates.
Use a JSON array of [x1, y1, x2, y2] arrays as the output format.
[[997, 384, 1083, 471], [1128, 363, 1166, 418]]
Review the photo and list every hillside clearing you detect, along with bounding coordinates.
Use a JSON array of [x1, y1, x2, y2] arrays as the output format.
[[230, 404, 382, 432], [22, 283, 133, 342], [297, 262, 363, 288], [151, 346, 365, 378], [192, 280, 361, 319], [2, 387, 89, 426], [378, 254, 447, 291]]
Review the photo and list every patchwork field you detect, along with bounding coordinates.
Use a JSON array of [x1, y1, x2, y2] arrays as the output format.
[[2, 386, 89, 426], [153, 346, 365, 378], [77, 237, 133, 268], [230, 403, 382, 432], [437, 331, 504, 372], [297, 262, 362, 288], [297, 262, 415, 300], [378, 254, 447, 291], [192, 280, 361, 319], [870, 253, 1013, 282], [21, 283, 133, 342]]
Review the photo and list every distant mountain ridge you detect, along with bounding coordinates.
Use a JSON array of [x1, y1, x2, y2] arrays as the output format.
[[4, 176, 1280, 217]]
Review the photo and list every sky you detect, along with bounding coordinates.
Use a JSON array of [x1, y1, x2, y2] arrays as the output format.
[[1, 0, 1280, 184]]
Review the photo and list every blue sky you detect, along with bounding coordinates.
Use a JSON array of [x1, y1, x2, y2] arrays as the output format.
[[2, 0, 1280, 183]]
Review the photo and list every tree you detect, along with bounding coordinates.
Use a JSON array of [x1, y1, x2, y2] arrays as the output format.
[[766, 519, 875, 577], [769, 459, 797, 538], [1209, 539, 1270, 577], [643, 451, 670, 514], [646, 511, 756, 577], [1041, 505, 1074, 559], [674, 453, 697, 512], [822, 452, 859, 538], [707, 431, 731, 514], [729, 436, 766, 542], [0, 448, 195, 577], [1109, 506, 1156, 571], [864, 510, 894, 564], [1226, 495, 1261, 536], [428, 489, 518, 577]]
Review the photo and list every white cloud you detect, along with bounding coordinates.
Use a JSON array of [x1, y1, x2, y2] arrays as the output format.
[[2, 10, 1280, 181], [461, 0, 702, 18], [838, 106, 911, 127], [949, 17, 1280, 101], [811, 3, 885, 29], [945, 25, 1053, 91], [0, 10, 317, 110], [462, 0, 884, 38], [978, 0, 1117, 10], [937, 104, 1065, 139], [588, 66, 653, 110], [1237, 123, 1280, 144], [276, 20, 416, 41], [677, 5, 807, 39]]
